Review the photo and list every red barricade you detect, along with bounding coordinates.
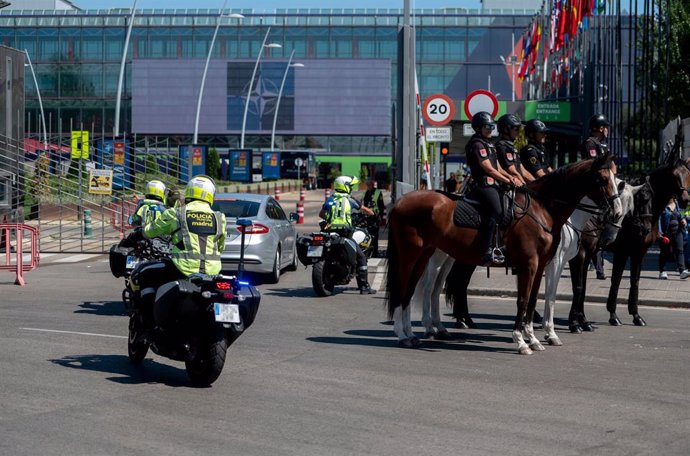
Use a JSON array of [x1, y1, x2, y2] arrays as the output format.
[[296, 201, 304, 224], [0, 224, 40, 286], [110, 200, 138, 236], [275, 188, 281, 201]]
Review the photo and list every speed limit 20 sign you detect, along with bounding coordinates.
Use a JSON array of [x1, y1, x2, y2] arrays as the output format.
[[422, 94, 455, 126]]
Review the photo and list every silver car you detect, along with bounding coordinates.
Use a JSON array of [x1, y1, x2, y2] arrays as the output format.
[[212, 193, 299, 284]]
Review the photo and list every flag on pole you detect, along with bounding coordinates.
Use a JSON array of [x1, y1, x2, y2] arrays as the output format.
[[414, 71, 429, 182]]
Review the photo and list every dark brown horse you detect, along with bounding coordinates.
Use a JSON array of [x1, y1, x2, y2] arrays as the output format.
[[385, 154, 622, 354], [569, 159, 690, 328]]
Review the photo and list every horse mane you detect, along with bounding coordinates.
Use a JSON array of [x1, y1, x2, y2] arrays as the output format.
[[525, 155, 610, 201]]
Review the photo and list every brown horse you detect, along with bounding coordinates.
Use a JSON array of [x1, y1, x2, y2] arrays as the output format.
[[385, 154, 622, 354]]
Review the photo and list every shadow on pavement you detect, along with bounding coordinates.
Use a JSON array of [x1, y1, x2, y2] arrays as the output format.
[[75, 300, 127, 317], [261, 286, 320, 298], [50, 354, 191, 387]]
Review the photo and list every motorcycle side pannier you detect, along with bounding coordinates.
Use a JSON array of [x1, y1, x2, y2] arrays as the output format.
[[296, 235, 317, 266], [109, 244, 131, 278]]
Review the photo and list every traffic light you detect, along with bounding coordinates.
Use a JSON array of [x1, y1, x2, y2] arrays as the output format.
[[440, 142, 450, 157]]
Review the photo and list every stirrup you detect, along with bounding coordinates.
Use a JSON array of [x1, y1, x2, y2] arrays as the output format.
[[491, 247, 505, 265]]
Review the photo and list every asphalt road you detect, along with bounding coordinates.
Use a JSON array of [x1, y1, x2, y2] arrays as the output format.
[[1, 258, 690, 455]]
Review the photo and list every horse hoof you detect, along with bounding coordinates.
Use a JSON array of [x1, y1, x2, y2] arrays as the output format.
[[529, 341, 545, 351], [398, 338, 415, 349], [410, 336, 422, 347], [435, 330, 454, 341], [569, 323, 583, 334], [464, 318, 478, 329], [546, 336, 563, 346], [422, 331, 435, 340], [455, 320, 469, 329], [609, 317, 622, 326], [518, 346, 533, 355], [581, 321, 595, 332], [633, 315, 647, 326]]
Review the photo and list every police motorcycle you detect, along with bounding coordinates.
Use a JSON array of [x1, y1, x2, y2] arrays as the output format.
[[296, 212, 372, 297], [121, 219, 260, 387]]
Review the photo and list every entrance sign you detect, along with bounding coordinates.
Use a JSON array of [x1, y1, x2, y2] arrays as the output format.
[[524, 101, 571, 122], [464, 90, 499, 119], [422, 94, 455, 126], [425, 127, 452, 142]]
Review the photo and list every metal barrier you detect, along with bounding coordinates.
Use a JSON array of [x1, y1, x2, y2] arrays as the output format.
[[110, 200, 137, 236], [0, 224, 40, 286]]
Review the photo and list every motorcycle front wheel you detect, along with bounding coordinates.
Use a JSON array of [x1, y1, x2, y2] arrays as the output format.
[[185, 325, 228, 387], [312, 260, 334, 297], [127, 314, 149, 364]]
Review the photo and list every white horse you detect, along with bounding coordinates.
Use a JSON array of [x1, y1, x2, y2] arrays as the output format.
[[391, 180, 638, 348], [542, 180, 641, 345]]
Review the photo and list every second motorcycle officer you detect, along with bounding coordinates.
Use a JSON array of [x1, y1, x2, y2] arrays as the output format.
[[466, 111, 521, 266]]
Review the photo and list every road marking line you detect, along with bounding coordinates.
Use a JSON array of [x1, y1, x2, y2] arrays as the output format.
[[21, 327, 127, 339], [53, 254, 97, 263], [371, 270, 384, 292], [368, 258, 383, 267]]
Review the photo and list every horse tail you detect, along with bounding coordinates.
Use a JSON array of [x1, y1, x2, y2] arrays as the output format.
[[443, 260, 460, 310], [385, 208, 401, 319]]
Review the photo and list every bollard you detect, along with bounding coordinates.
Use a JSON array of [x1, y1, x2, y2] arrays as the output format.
[[275, 188, 281, 201], [83, 209, 93, 237], [299, 186, 305, 202], [296, 201, 304, 224]]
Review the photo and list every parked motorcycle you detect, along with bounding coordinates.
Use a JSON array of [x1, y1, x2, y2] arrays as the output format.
[[117, 219, 261, 387], [296, 213, 372, 297]]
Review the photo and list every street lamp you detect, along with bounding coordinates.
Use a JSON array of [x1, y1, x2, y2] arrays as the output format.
[[193, 4, 244, 144], [499, 32, 517, 102], [114, 0, 137, 138], [240, 27, 281, 149], [24, 50, 48, 151], [270, 50, 303, 151]]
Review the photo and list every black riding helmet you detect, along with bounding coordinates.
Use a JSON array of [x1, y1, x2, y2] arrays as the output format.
[[525, 119, 549, 136], [496, 114, 522, 135], [471, 111, 496, 132], [589, 113, 610, 130]]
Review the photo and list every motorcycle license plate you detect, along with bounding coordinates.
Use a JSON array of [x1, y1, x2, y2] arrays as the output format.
[[214, 303, 240, 323], [307, 245, 323, 257], [125, 255, 140, 270]]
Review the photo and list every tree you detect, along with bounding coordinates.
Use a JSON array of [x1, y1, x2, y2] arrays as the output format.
[[207, 147, 221, 181], [665, 0, 690, 119]]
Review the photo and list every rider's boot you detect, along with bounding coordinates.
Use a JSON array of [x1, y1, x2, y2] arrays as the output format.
[[479, 219, 503, 266], [356, 267, 377, 295]]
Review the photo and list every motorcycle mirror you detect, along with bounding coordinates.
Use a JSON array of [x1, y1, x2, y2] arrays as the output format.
[[289, 212, 299, 222]]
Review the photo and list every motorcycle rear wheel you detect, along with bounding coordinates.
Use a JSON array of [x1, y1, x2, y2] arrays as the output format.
[[185, 325, 228, 387], [128, 315, 149, 364], [312, 261, 333, 297]]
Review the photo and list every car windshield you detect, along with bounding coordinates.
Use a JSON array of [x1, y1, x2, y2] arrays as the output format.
[[212, 199, 260, 219]]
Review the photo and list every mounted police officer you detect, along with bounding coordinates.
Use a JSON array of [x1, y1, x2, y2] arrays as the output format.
[[495, 114, 531, 185], [466, 111, 521, 266], [520, 119, 552, 178], [362, 178, 386, 258], [580, 114, 613, 280], [131, 180, 167, 227], [131, 175, 227, 327], [319, 175, 377, 294], [580, 113, 610, 160]]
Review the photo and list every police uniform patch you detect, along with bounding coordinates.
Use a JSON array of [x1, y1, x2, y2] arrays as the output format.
[[530, 156, 537, 165], [479, 148, 487, 158], [506, 152, 513, 161], [589, 149, 597, 157]]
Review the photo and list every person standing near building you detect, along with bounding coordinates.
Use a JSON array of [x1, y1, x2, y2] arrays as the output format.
[[444, 172, 459, 193], [362, 178, 386, 258], [519, 119, 552, 178], [658, 197, 690, 280], [495, 114, 532, 185]]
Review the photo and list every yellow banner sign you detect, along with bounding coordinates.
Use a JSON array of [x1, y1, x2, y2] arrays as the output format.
[[88, 169, 113, 195], [71, 131, 90, 160]]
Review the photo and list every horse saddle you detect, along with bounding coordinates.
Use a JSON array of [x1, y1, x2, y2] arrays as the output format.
[[437, 190, 513, 230]]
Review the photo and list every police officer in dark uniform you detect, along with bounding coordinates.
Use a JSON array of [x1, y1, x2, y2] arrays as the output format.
[[495, 114, 532, 185], [520, 119, 553, 178], [580, 113, 612, 280], [580, 113, 610, 160], [466, 111, 522, 266]]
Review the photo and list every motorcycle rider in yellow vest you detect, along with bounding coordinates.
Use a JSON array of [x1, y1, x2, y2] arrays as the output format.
[[130, 180, 167, 227], [131, 175, 226, 327], [319, 175, 377, 294]]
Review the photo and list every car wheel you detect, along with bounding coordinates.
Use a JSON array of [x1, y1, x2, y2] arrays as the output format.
[[265, 248, 281, 284], [286, 243, 298, 272]]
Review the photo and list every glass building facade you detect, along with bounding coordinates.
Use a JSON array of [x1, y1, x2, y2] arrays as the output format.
[[1, 8, 535, 156]]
